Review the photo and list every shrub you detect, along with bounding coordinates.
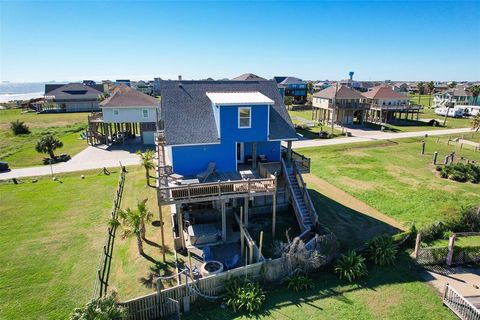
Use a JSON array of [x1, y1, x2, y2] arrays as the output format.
[[224, 279, 265, 313], [10, 120, 30, 135], [420, 221, 447, 243], [35, 135, 63, 159], [366, 236, 398, 266], [287, 271, 314, 292], [443, 230, 454, 240], [334, 250, 368, 282], [438, 163, 480, 184], [70, 291, 127, 320]]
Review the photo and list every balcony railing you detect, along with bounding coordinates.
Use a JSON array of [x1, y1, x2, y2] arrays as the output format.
[[370, 103, 423, 110], [158, 177, 276, 204]]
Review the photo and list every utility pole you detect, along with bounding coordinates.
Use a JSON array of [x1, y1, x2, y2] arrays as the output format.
[[332, 82, 338, 135]]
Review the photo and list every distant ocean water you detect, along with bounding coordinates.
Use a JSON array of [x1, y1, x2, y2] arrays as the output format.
[[0, 82, 46, 103]]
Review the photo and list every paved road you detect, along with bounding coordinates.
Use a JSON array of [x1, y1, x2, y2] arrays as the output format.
[[292, 127, 473, 149], [0, 145, 143, 181], [0, 127, 473, 180]]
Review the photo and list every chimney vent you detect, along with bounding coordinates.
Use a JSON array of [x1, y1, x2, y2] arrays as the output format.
[[178, 75, 182, 81]]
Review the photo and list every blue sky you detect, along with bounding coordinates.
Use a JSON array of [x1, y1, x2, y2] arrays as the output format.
[[1, 0, 479, 82]]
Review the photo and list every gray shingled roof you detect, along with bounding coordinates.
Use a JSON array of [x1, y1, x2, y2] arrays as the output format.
[[231, 73, 266, 81], [45, 83, 105, 95], [160, 80, 297, 146], [280, 77, 306, 85], [100, 87, 158, 107], [45, 83, 102, 100]]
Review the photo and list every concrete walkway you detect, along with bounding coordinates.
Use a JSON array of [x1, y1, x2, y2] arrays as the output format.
[[293, 127, 473, 149], [0, 145, 143, 181]]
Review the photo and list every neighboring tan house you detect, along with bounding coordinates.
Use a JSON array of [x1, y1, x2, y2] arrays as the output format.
[[312, 84, 369, 126], [87, 87, 159, 145], [43, 82, 106, 112], [391, 82, 408, 92], [362, 86, 421, 123]]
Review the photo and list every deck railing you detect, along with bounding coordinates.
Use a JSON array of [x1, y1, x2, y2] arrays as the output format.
[[292, 160, 319, 227], [369, 103, 423, 110], [158, 177, 276, 204], [443, 284, 480, 320], [281, 147, 311, 173]]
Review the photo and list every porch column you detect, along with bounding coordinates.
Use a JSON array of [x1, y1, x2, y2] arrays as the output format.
[[177, 206, 185, 249], [272, 192, 277, 239], [287, 140, 293, 164], [221, 200, 226, 242], [244, 197, 249, 227], [252, 142, 257, 170]]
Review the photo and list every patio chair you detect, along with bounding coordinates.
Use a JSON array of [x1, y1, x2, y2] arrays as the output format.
[[197, 162, 216, 182], [225, 254, 239, 270], [202, 246, 214, 262]]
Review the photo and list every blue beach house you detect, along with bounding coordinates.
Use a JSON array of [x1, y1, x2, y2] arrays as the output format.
[[159, 80, 298, 177]]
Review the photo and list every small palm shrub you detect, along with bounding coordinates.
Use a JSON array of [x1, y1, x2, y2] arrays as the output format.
[[224, 278, 265, 313], [287, 271, 314, 292], [366, 236, 398, 266], [70, 291, 127, 320], [10, 120, 30, 135], [334, 250, 367, 282]]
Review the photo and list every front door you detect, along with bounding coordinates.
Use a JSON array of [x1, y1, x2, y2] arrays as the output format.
[[236, 142, 244, 165]]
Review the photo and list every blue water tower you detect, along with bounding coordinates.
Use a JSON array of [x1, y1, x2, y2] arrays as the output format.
[[349, 71, 354, 81]]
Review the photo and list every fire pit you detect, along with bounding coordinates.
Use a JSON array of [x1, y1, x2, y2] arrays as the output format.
[[200, 260, 224, 277]]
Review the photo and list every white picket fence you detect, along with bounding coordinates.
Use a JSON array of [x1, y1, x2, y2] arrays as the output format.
[[443, 284, 480, 320]]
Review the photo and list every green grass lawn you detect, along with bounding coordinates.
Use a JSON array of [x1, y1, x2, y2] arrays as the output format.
[[288, 109, 346, 139], [300, 135, 480, 229], [409, 93, 433, 108], [183, 253, 454, 320], [430, 236, 480, 248], [0, 109, 89, 168], [0, 168, 119, 319]]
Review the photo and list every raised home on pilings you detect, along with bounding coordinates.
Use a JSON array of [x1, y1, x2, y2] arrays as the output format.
[[312, 84, 369, 126], [86, 87, 160, 145], [156, 80, 318, 271], [362, 85, 422, 124]]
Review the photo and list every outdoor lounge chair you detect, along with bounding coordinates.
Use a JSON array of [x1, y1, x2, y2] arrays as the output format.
[[197, 162, 216, 182], [225, 254, 239, 270], [202, 246, 214, 262]]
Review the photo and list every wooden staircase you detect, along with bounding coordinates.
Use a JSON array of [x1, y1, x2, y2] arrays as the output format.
[[281, 158, 318, 232]]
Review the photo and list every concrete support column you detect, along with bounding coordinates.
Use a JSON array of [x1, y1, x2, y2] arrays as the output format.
[[287, 140, 293, 164], [177, 205, 185, 249]]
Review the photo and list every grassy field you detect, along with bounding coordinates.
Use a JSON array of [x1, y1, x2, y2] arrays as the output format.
[[183, 253, 454, 320], [409, 93, 433, 108], [0, 168, 119, 319], [430, 236, 480, 248], [288, 109, 345, 139], [300, 134, 480, 228], [108, 167, 177, 301], [0, 109, 88, 168]]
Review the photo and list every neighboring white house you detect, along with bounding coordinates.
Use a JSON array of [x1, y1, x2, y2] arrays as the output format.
[[433, 86, 478, 108], [90, 87, 160, 145]]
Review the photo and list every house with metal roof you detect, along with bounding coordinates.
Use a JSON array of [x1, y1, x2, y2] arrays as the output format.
[[312, 84, 369, 126], [433, 85, 479, 108], [155, 80, 319, 270], [231, 73, 266, 81], [362, 86, 422, 124]]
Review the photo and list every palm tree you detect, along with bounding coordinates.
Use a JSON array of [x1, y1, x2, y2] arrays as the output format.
[[113, 199, 152, 255], [417, 82, 425, 103], [427, 81, 435, 106], [137, 150, 155, 186], [471, 114, 480, 134], [35, 135, 63, 159]]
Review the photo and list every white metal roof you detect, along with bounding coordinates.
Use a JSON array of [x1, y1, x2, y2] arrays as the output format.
[[206, 91, 274, 106]]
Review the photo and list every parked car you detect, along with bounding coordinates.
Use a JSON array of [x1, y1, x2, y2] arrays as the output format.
[[0, 161, 9, 172]]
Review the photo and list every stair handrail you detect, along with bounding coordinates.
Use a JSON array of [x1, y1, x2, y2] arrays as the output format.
[[292, 160, 319, 226], [281, 158, 308, 231]]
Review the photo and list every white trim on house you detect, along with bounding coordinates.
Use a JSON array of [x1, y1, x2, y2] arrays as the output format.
[[206, 91, 274, 105], [167, 141, 221, 147], [238, 107, 251, 129]]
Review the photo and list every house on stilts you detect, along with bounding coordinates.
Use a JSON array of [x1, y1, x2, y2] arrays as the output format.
[[155, 79, 319, 274]]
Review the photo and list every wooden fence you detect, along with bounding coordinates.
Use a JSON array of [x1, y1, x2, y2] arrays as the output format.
[[120, 257, 289, 320], [92, 166, 126, 299], [443, 284, 480, 320]]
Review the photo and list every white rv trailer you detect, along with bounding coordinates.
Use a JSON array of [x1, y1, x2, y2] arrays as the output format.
[[434, 107, 465, 118]]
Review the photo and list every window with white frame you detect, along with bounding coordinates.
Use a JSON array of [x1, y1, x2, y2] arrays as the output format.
[[142, 109, 149, 118], [113, 109, 119, 116], [238, 107, 251, 128]]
